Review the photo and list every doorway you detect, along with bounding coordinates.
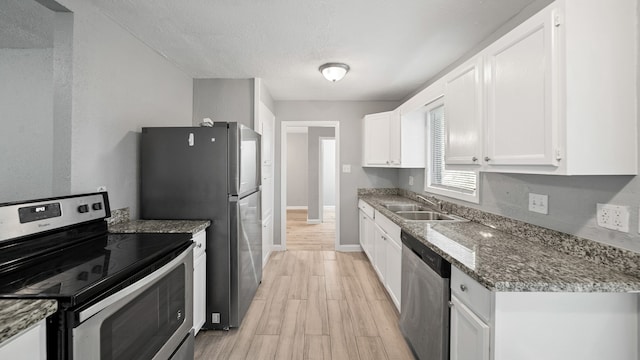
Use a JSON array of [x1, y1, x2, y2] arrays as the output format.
[[281, 121, 340, 251]]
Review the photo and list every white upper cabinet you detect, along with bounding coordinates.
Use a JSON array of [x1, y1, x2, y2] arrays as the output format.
[[483, 0, 636, 175], [362, 109, 424, 168], [444, 56, 484, 165], [484, 2, 559, 168]]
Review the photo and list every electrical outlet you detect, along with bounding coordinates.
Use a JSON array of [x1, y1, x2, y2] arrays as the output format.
[[409, 176, 414, 186], [597, 203, 629, 232], [528, 193, 548, 214], [97, 186, 107, 192], [342, 164, 351, 173]]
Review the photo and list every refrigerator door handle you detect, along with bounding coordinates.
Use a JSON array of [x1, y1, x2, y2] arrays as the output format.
[[229, 195, 239, 202]]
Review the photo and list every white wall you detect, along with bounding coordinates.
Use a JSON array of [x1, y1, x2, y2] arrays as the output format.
[[193, 78, 254, 128], [274, 101, 400, 246], [58, 0, 193, 217], [286, 132, 308, 207], [0, 49, 54, 202]]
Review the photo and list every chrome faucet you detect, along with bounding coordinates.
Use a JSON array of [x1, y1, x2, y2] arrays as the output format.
[[416, 195, 443, 212]]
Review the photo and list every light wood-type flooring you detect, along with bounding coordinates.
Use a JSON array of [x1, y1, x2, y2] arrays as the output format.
[[286, 209, 336, 251], [194, 250, 414, 360]]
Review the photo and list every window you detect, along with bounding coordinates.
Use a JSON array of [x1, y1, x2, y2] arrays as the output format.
[[425, 100, 479, 203]]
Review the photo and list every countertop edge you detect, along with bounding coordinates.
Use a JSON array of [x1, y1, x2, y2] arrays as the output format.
[[108, 220, 211, 235]]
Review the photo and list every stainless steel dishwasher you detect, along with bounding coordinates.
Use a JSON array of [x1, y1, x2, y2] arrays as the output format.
[[399, 230, 451, 360]]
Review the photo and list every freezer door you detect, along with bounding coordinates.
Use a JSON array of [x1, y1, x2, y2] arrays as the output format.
[[229, 190, 262, 327], [229, 124, 261, 196]]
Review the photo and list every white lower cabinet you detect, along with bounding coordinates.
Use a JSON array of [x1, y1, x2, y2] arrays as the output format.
[[451, 266, 640, 360], [450, 295, 490, 360], [372, 210, 402, 311], [357, 202, 402, 311], [0, 320, 46, 360], [192, 230, 207, 335]]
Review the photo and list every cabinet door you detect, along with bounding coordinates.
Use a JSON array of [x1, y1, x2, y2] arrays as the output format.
[[193, 253, 207, 335], [388, 110, 401, 166], [450, 295, 490, 360], [445, 56, 483, 165], [372, 225, 386, 281], [384, 236, 402, 312], [485, 7, 559, 167], [0, 320, 46, 360], [363, 112, 392, 166]]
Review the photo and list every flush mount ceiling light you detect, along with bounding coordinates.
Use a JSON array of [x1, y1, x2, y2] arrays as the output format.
[[319, 63, 350, 82]]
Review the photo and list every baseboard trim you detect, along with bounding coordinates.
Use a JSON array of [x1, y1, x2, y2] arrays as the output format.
[[336, 244, 363, 252], [286, 206, 308, 210], [307, 219, 321, 224], [271, 244, 285, 252]]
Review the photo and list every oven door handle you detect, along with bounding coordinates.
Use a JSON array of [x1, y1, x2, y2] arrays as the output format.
[[78, 243, 195, 323]]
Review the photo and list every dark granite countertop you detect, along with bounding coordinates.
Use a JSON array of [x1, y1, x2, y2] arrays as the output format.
[[108, 219, 210, 235], [0, 299, 57, 346], [359, 193, 640, 292]]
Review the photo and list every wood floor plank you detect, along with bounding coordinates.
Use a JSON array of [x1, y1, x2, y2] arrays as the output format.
[[194, 329, 239, 360], [255, 255, 282, 300], [226, 299, 267, 360], [343, 274, 379, 337], [275, 299, 307, 360], [353, 258, 387, 300], [335, 252, 356, 277], [305, 276, 329, 335], [369, 299, 415, 360], [322, 250, 336, 261], [304, 335, 332, 360], [310, 250, 325, 276], [323, 260, 344, 300], [288, 251, 310, 300], [356, 336, 388, 360], [287, 209, 335, 251], [256, 275, 291, 335], [245, 334, 280, 360], [327, 299, 360, 360]]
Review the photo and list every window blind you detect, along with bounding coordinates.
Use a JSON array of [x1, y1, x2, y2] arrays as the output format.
[[430, 105, 477, 193]]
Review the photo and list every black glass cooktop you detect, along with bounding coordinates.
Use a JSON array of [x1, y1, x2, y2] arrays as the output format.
[[0, 231, 191, 307]]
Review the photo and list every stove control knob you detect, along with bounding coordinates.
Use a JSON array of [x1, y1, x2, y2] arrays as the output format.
[[92, 202, 103, 211], [78, 205, 89, 213]]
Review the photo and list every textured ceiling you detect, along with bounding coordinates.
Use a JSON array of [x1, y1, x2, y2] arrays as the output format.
[[83, 0, 538, 101], [0, 0, 54, 49]]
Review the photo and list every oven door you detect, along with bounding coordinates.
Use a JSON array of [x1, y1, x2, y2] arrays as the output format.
[[73, 245, 194, 360]]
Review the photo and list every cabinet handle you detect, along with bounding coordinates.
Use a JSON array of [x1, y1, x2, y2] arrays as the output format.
[[472, 156, 478, 162], [484, 157, 491, 162], [460, 284, 467, 292], [448, 301, 454, 308]]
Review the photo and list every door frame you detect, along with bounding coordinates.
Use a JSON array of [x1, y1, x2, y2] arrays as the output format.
[[281, 121, 340, 251], [318, 137, 336, 224]]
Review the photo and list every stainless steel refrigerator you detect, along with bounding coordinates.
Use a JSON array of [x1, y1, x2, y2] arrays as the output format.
[[140, 122, 262, 330]]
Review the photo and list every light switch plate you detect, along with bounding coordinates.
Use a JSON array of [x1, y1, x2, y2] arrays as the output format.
[[342, 164, 351, 173], [528, 193, 548, 214]]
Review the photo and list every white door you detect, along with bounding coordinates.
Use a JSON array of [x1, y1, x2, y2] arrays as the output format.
[[258, 101, 275, 266], [485, 8, 559, 167], [450, 295, 490, 360]]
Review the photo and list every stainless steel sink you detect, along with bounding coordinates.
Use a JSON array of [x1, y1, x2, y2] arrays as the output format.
[[383, 203, 430, 212], [396, 211, 468, 222]]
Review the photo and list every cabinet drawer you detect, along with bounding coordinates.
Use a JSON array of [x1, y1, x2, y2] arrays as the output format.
[[358, 200, 375, 218], [451, 266, 492, 322], [374, 210, 401, 243], [192, 230, 206, 258]]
